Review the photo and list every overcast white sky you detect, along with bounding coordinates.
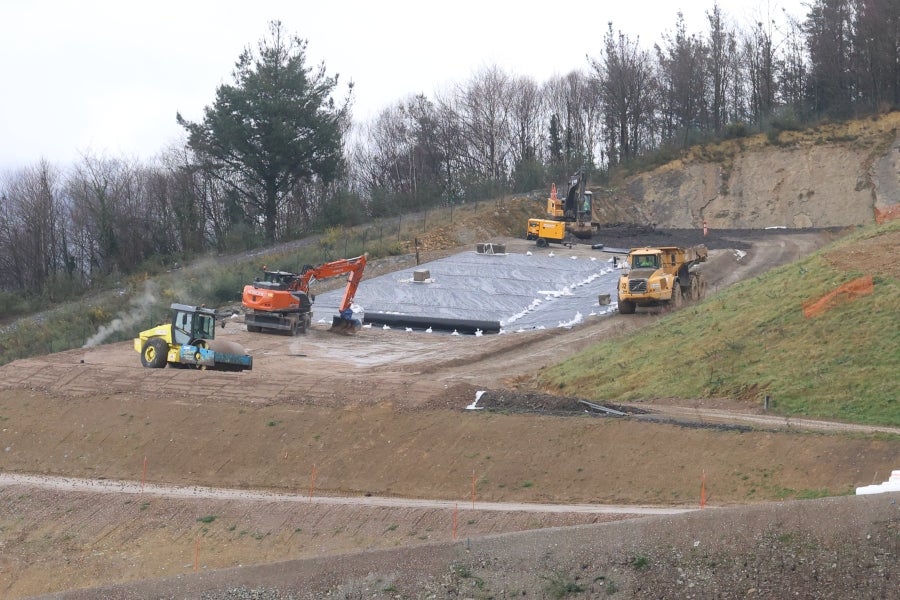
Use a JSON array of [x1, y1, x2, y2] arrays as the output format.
[[0, 0, 805, 172]]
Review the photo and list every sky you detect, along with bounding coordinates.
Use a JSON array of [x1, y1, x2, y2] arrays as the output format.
[[0, 0, 806, 172]]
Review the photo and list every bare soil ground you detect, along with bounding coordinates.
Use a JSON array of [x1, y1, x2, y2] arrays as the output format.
[[0, 231, 897, 599]]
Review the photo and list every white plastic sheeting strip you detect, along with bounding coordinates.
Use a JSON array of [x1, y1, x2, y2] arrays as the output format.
[[856, 470, 900, 495]]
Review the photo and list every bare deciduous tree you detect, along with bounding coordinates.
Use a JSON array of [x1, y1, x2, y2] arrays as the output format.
[[591, 24, 657, 165], [706, 3, 737, 133], [656, 12, 709, 146], [804, 0, 855, 117], [853, 0, 900, 110], [0, 161, 66, 293]]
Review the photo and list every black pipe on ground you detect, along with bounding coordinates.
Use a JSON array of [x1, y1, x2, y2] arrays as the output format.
[[364, 312, 501, 335]]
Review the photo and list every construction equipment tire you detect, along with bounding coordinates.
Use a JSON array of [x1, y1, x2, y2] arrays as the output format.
[[618, 299, 636, 314], [671, 281, 683, 309], [689, 273, 704, 301], [141, 338, 168, 368]]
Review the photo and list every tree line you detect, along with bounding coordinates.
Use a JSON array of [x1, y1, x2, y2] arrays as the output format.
[[1, 0, 897, 304]]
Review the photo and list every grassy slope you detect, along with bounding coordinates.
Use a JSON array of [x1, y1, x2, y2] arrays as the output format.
[[539, 220, 900, 427]]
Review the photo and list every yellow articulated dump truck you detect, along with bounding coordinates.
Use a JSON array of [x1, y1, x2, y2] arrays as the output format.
[[134, 303, 253, 371], [617, 245, 708, 314]]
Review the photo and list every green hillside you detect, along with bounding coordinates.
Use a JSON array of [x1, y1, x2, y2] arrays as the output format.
[[539, 220, 900, 427]]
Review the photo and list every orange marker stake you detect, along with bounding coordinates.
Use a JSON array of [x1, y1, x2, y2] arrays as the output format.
[[140, 455, 148, 499], [700, 470, 707, 509]]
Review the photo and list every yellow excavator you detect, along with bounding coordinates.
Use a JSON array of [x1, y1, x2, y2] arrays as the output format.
[[526, 170, 595, 247], [134, 303, 253, 370]]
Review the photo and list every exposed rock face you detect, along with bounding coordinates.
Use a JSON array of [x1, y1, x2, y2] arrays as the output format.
[[605, 111, 900, 229]]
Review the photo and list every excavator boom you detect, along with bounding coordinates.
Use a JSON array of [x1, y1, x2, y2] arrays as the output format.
[[297, 254, 367, 332]]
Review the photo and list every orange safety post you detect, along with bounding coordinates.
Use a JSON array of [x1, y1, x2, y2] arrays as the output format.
[[700, 470, 707, 509], [703, 220, 708, 236], [452, 503, 458, 540], [140, 455, 148, 499]]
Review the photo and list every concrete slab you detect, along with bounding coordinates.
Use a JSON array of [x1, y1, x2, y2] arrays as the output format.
[[312, 248, 621, 333]]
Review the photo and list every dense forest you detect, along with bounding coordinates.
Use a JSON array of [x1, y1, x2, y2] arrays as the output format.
[[1, 0, 897, 303]]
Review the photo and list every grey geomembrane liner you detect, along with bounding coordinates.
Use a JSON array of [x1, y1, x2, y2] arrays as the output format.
[[312, 249, 621, 333]]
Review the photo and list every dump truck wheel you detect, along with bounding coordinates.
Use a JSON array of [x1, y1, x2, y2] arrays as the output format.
[[618, 299, 636, 314], [689, 273, 704, 301], [671, 281, 683, 309], [141, 338, 168, 368]]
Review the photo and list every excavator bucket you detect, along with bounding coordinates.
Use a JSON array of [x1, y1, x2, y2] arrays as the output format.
[[330, 316, 361, 335]]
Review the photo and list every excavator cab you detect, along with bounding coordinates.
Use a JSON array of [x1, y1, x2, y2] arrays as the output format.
[[256, 269, 298, 291]]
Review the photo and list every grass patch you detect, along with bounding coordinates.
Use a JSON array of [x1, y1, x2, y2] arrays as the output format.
[[451, 562, 486, 589], [539, 221, 900, 427], [196, 515, 216, 524], [632, 554, 650, 570], [542, 571, 584, 598]]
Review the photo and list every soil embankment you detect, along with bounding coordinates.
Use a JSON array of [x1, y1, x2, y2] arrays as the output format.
[[1, 231, 897, 598]]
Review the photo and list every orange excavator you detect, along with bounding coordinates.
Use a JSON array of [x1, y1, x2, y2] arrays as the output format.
[[242, 254, 367, 335]]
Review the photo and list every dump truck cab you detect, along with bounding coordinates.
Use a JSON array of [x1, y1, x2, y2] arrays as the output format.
[[630, 251, 661, 270]]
